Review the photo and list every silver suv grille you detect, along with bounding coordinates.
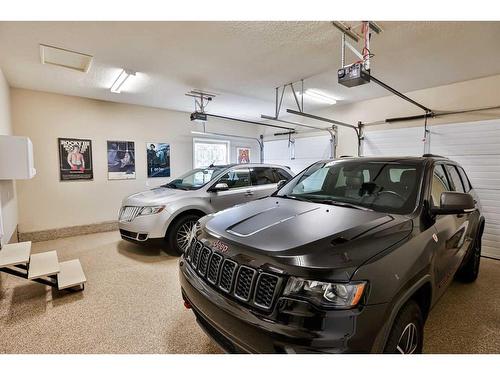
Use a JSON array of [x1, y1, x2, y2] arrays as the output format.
[[185, 239, 282, 310], [119, 206, 142, 222]]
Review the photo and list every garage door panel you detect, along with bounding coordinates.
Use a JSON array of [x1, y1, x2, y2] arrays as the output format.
[[364, 119, 500, 259], [363, 127, 424, 157], [264, 135, 332, 174]]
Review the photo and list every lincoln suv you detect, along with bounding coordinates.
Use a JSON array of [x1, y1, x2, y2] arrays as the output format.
[[179, 155, 484, 353], [119, 164, 293, 255]]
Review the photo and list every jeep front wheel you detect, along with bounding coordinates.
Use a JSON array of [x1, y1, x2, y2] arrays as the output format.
[[384, 300, 424, 354]]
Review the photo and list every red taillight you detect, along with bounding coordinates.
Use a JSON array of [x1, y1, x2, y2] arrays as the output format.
[[184, 301, 192, 309]]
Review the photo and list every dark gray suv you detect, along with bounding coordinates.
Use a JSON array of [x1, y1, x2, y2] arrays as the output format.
[[179, 156, 484, 353]]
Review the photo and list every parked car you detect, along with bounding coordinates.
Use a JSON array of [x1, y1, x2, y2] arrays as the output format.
[[179, 155, 484, 353], [118, 163, 294, 255]]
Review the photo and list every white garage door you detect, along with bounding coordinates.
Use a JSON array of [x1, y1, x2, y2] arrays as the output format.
[[264, 135, 332, 174], [363, 119, 500, 259]]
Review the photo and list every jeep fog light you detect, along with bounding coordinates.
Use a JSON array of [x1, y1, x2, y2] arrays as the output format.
[[284, 277, 366, 308]]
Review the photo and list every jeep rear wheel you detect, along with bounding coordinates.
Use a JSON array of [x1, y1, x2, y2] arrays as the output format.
[[456, 230, 482, 283], [165, 214, 200, 256], [384, 300, 424, 354]]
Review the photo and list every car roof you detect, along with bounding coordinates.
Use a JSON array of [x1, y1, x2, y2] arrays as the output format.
[[207, 163, 292, 170], [329, 155, 453, 164]]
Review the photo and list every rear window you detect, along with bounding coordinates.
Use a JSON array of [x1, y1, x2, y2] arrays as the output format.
[[458, 167, 472, 192], [446, 165, 465, 193], [251, 167, 278, 185]]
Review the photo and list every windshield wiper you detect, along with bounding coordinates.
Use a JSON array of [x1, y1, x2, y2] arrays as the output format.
[[314, 199, 373, 211], [163, 183, 189, 191]]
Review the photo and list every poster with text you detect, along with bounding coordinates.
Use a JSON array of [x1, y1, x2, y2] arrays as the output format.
[[58, 138, 93, 181], [237, 147, 251, 164], [107, 141, 136, 180], [147, 142, 170, 178]]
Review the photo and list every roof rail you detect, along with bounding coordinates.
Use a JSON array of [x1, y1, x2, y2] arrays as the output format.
[[422, 154, 446, 158]]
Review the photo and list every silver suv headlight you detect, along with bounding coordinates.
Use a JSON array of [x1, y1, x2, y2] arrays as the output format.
[[137, 205, 165, 216], [283, 277, 366, 308]]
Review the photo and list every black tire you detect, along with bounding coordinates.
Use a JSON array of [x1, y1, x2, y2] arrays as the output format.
[[384, 300, 424, 354], [456, 230, 482, 283], [165, 214, 201, 256]]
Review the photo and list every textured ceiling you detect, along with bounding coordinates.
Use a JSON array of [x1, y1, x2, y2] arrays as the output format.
[[1, 21, 500, 119]]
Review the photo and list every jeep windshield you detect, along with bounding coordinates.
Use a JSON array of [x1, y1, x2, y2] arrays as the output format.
[[162, 167, 226, 190], [277, 159, 423, 214]]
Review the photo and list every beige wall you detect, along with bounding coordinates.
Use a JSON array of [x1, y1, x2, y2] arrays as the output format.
[[12, 89, 261, 233], [314, 74, 500, 156], [0, 68, 18, 245]]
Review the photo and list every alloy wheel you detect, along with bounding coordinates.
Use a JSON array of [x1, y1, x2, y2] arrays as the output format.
[[396, 323, 419, 354], [176, 220, 197, 253]]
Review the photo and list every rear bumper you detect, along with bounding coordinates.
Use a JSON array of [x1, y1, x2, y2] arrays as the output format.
[[179, 259, 389, 353]]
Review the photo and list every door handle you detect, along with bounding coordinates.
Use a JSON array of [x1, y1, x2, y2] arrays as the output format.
[[245, 190, 254, 196]]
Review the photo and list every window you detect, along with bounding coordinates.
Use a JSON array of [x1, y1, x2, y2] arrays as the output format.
[[431, 165, 451, 207], [193, 139, 229, 168], [389, 168, 414, 183], [446, 165, 465, 193], [274, 168, 293, 182], [251, 167, 278, 186], [278, 160, 423, 214], [217, 168, 251, 189], [458, 167, 472, 192]]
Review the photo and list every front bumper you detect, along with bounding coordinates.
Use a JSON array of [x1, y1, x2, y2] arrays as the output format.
[[118, 210, 172, 240], [179, 259, 389, 353]]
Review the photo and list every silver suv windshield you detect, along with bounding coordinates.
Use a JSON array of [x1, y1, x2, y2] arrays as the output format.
[[277, 159, 423, 214], [162, 167, 226, 190]]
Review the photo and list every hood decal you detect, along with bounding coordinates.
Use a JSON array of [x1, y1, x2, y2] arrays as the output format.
[[226, 205, 321, 237]]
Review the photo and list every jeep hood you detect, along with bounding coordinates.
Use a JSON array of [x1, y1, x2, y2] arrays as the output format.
[[204, 197, 412, 275]]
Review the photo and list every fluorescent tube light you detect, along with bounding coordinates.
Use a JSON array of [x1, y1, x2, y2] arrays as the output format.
[[298, 89, 337, 105], [110, 69, 136, 93]]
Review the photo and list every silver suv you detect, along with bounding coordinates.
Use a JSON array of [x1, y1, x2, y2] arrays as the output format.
[[118, 163, 294, 255]]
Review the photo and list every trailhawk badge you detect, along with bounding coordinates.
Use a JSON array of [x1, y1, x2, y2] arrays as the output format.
[[212, 240, 229, 253]]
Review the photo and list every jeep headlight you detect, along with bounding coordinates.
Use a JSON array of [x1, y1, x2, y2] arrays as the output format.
[[284, 277, 366, 308], [138, 205, 165, 216]]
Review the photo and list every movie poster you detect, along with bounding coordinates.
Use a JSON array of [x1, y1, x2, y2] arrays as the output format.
[[147, 142, 170, 178], [107, 141, 136, 180], [58, 138, 93, 181], [237, 147, 251, 164]]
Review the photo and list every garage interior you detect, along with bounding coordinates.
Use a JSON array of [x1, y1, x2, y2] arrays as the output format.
[[1, 20, 500, 354]]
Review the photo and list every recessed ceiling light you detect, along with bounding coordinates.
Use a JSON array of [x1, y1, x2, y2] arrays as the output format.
[[110, 69, 136, 94], [298, 89, 337, 105], [39, 44, 93, 73]]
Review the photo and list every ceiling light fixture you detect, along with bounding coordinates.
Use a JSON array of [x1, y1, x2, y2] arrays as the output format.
[[299, 89, 337, 105], [110, 69, 136, 93]]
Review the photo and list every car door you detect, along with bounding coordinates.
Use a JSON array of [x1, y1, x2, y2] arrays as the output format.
[[430, 164, 466, 293], [209, 167, 253, 211], [249, 167, 281, 199]]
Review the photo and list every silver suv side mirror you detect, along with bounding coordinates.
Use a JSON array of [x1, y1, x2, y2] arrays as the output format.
[[276, 179, 287, 190], [211, 182, 229, 192]]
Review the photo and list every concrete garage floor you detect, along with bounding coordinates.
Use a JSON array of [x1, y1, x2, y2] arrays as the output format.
[[0, 231, 499, 354]]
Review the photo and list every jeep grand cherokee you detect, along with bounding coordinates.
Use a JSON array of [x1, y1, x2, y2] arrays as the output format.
[[179, 156, 484, 353]]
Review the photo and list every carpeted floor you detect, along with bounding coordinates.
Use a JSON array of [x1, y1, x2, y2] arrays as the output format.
[[0, 231, 498, 354]]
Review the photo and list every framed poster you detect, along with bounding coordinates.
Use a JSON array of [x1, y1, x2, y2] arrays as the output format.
[[147, 142, 170, 178], [58, 138, 93, 181], [237, 147, 251, 164], [107, 141, 136, 180]]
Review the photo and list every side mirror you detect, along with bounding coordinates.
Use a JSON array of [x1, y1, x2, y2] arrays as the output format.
[[211, 182, 229, 192], [431, 192, 475, 215], [276, 179, 287, 190]]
